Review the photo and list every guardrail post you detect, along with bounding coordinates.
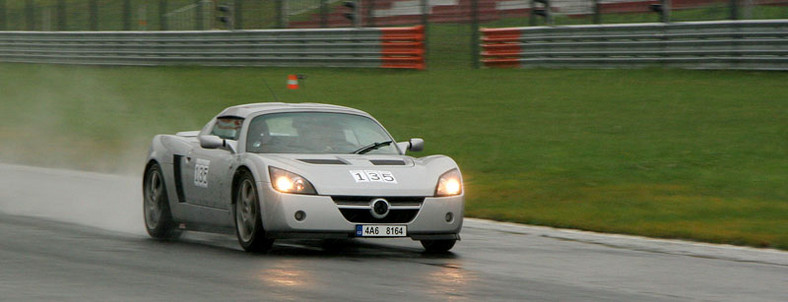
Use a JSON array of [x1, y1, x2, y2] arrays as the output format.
[[159, 0, 168, 30], [138, 4, 148, 30], [420, 0, 428, 27], [344, 0, 361, 28], [25, 0, 34, 30], [649, 0, 670, 23], [420, 0, 429, 63], [593, 0, 601, 24], [662, 0, 671, 23], [195, 0, 204, 30], [89, 0, 98, 30], [276, 0, 285, 28], [56, 0, 66, 30], [217, 3, 234, 29], [320, 0, 327, 28], [729, 0, 739, 20], [530, 0, 552, 26], [471, 0, 480, 69], [367, 0, 376, 27], [233, 0, 242, 29], [0, 0, 5, 30], [123, 0, 132, 30]]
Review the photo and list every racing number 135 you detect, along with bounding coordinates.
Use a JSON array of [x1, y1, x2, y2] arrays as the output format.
[[350, 170, 397, 184], [194, 159, 210, 188]]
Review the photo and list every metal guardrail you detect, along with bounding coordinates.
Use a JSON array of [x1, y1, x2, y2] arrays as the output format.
[[0, 26, 425, 69], [481, 20, 788, 70]]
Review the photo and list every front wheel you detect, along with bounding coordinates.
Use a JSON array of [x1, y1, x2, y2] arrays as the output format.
[[234, 170, 274, 253], [143, 163, 180, 239], [420, 239, 456, 253]]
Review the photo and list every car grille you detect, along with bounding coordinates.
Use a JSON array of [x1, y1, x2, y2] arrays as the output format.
[[331, 196, 424, 223]]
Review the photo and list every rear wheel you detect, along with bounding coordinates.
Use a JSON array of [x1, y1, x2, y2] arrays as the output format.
[[234, 170, 274, 253], [143, 163, 180, 239], [420, 239, 456, 253]]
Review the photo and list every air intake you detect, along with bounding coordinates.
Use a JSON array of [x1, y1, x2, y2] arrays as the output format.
[[298, 159, 347, 165], [370, 160, 406, 166]]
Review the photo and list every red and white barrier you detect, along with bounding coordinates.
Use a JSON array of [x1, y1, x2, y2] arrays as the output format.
[[380, 25, 426, 69]]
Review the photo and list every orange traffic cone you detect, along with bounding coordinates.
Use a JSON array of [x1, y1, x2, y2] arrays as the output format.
[[287, 74, 298, 89]]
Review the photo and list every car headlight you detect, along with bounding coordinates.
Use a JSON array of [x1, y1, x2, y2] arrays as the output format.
[[269, 167, 317, 195], [435, 169, 462, 197]]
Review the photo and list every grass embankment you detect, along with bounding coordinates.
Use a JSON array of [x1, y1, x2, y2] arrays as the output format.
[[1, 63, 785, 249]]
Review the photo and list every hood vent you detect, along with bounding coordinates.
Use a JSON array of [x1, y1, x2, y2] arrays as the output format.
[[370, 159, 406, 166], [299, 159, 347, 165]]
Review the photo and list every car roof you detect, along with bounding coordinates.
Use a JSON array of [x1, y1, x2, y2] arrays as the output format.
[[216, 102, 369, 119]]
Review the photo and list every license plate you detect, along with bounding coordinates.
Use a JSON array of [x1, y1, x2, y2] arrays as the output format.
[[355, 225, 407, 237]]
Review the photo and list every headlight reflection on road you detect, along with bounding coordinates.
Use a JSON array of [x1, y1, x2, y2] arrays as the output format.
[[424, 262, 475, 300], [256, 260, 313, 289]]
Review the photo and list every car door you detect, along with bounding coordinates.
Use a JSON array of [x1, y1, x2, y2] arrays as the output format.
[[180, 117, 243, 210], [181, 146, 235, 210]]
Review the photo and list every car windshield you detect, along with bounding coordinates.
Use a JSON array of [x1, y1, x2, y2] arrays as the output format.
[[246, 112, 399, 155]]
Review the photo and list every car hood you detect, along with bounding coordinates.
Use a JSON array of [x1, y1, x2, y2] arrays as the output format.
[[253, 153, 460, 197]]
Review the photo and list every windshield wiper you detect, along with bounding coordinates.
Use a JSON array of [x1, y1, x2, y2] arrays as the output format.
[[352, 140, 393, 154]]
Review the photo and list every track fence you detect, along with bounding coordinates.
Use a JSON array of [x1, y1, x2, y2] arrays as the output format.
[[0, 1, 785, 70], [0, 0, 784, 31], [480, 20, 788, 70], [0, 25, 425, 69]]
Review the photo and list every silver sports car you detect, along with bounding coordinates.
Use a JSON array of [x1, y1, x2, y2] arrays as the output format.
[[143, 103, 463, 253]]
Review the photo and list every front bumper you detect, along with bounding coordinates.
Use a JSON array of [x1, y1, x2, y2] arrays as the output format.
[[258, 181, 463, 240]]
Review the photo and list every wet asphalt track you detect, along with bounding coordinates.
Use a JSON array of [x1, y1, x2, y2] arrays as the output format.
[[1, 163, 786, 301]]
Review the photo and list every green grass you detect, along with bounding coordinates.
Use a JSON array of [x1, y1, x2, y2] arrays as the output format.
[[0, 63, 786, 249]]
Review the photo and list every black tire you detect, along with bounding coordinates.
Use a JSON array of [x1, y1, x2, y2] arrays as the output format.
[[234, 170, 274, 253], [143, 163, 181, 239], [420, 239, 457, 253]]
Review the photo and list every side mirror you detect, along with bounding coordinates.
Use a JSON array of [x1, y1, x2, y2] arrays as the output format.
[[397, 138, 424, 154], [408, 138, 424, 152], [199, 135, 224, 149]]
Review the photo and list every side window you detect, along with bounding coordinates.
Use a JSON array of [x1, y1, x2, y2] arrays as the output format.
[[211, 117, 243, 140]]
